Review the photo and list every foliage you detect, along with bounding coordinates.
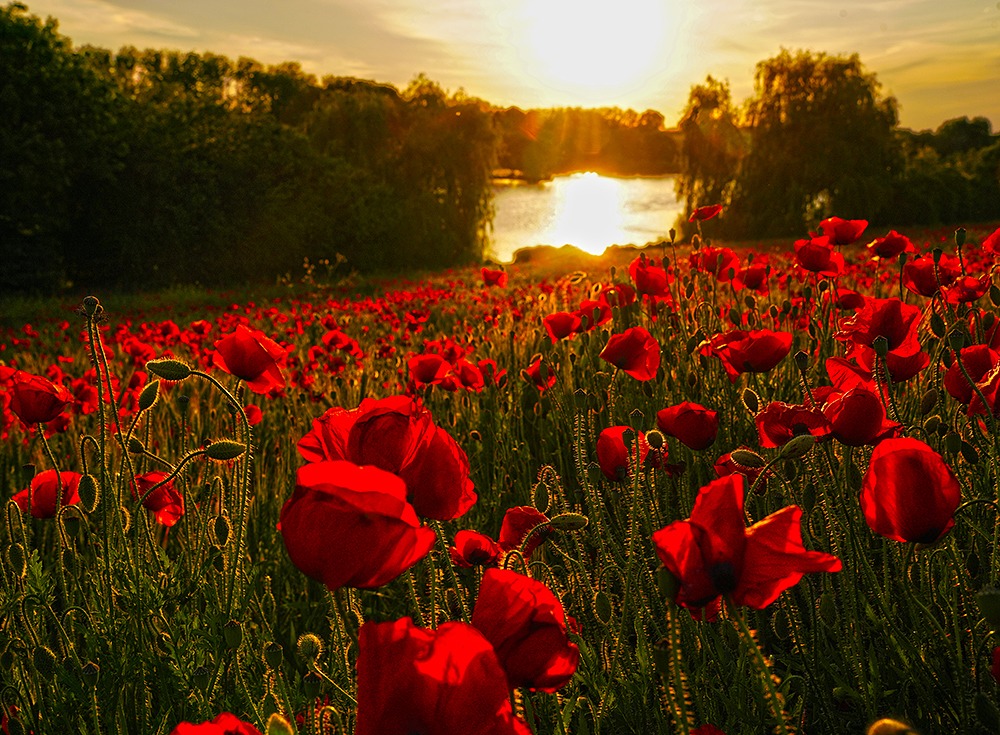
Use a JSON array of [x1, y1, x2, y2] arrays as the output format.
[[0, 3, 497, 293], [494, 106, 680, 180], [676, 51, 1000, 238]]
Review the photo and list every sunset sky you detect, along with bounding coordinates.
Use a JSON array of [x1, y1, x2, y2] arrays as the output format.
[[21, 0, 1000, 131]]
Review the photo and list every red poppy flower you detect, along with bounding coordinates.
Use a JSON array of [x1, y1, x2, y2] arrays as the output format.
[[821, 386, 898, 447], [701, 329, 793, 383], [656, 402, 719, 450], [982, 226, 1000, 254], [355, 618, 530, 735], [498, 506, 552, 558], [691, 726, 727, 735], [835, 297, 929, 382], [450, 530, 501, 568], [599, 327, 660, 381], [408, 353, 452, 387], [596, 426, 660, 481], [733, 263, 769, 293], [132, 471, 185, 527], [819, 216, 867, 246], [169, 713, 262, 735], [754, 402, 831, 448], [598, 282, 637, 308], [794, 236, 845, 277], [212, 324, 286, 394], [481, 267, 509, 288], [243, 404, 263, 426], [944, 274, 992, 304], [652, 475, 841, 612], [7, 370, 74, 426], [471, 568, 579, 692], [689, 204, 723, 222], [860, 438, 960, 544], [573, 300, 612, 331], [13, 470, 82, 518], [542, 312, 581, 342], [944, 344, 1000, 405], [902, 253, 962, 297], [523, 357, 556, 393], [866, 230, 915, 260], [297, 396, 476, 521], [279, 461, 435, 590], [691, 246, 740, 282], [628, 256, 671, 299]]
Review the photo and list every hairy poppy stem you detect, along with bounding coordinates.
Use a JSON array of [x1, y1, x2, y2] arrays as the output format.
[[726, 598, 792, 735]]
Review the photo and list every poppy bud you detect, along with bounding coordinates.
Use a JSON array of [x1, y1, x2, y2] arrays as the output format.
[[82, 295, 101, 317], [955, 227, 966, 247], [990, 285, 1000, 307], [923, 415, 941, 434], [33, 645, 58, 678], [205, 440, 246, 461], [264, 642, 283, 669], [645, 429, 665, 449], [919, 389, 939, 415], [656, 566, 680, 603], [127, 436, 145, 454], [81, 661, 100, 687], [730, 448, 766, 469], [779, 435, 815, 460], [948, 329, 967, 350], [266, 714, 295, 735], [297, 633, 324, 664], [193, 664, 212, 690], [7, 542, 26, 578], [793, 350, 809, 370], [867, 718, 918, 735], [930, 312, 946, 338], [138, 380, 160, 412], [932, 247, 943, 264], [594, 590, 613, 624], [742, 388, 760, 414], [548, 513, 588, 531], [223, 620, 243, 650], [145, 358, 192, 382], [213, 515, 231, 546], [976, 588, 1000, 630], [872, 336, 889, 358]]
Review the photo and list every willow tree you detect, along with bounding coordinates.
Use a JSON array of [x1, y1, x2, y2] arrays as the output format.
[[674, 76, 746, 234], [729, 50, 901, 236]]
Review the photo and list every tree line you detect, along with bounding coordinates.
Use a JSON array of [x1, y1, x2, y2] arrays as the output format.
[[1, 4, 497, 293], [676, 50, 1000, 239]]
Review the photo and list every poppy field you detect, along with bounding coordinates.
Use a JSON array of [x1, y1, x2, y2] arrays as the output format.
[[3, 216, 1000, 734]]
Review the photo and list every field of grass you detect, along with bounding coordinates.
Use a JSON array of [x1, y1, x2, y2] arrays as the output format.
[[2, 219, 1000, 734]]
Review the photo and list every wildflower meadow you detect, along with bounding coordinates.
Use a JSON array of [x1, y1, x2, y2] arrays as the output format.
[[3, 215, 1000, 734]]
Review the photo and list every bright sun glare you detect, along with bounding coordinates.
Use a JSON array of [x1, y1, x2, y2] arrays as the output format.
[[518, 0, 673, 103]]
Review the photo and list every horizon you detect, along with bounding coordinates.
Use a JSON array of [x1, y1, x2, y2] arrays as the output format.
[[17, 0, 1000, 132]]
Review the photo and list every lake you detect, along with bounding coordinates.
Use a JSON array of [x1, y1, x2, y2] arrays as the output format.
[[488, 172, 684, 263]]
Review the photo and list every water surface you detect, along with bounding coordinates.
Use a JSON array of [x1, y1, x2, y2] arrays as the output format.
[[489, 172, 683, 263]]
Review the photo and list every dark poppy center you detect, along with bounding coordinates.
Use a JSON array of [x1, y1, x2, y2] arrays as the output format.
[[791, 422, 812, 436], [709, 561, 738, 595]]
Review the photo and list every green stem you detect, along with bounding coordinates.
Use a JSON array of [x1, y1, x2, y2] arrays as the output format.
[[726, 598, 791, 735]]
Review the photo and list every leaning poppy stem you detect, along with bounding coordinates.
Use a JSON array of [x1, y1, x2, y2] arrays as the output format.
[[333, 587, 360, 649], [725, 597, 791, 735]]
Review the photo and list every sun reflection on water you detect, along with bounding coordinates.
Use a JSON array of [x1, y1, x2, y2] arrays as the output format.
[[490, 171, 683, 262], [541, 173, 628, 256]]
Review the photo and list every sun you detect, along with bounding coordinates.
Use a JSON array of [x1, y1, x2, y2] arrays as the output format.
[[516, 0, 674, 104]]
